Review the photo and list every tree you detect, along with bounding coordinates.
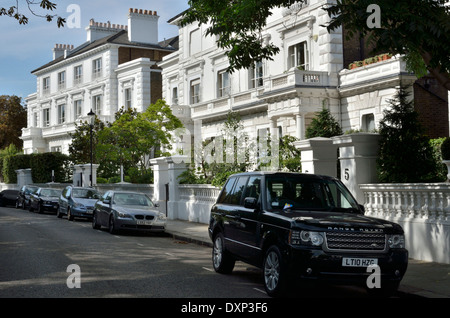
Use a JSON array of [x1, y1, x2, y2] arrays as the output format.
[[279, 135, 301, 172], [96, 100, 183, 182], [1, 0, 65, 27], [181, 0, 450, 90], [68, 116, 105, 165], [323, 0, 450, 91], [377, 86, 439, 183], [305, 107, 343, 139], [0, 95, 27, 149]]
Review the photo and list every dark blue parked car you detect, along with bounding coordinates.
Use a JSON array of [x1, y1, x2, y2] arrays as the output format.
[[57, 186, 101, 221]]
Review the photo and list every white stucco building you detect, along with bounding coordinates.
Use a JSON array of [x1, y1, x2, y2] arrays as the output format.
[[21, 8, 178, 155], [160, 0, 448, 153]]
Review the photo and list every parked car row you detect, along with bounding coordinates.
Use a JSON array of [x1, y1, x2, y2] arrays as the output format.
[[0, 185, 166, 234]]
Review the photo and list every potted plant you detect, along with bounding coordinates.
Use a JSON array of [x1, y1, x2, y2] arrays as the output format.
[[381, 53, 392, 61], [441, 137, 450, 181], [349, 62, 357, 70]]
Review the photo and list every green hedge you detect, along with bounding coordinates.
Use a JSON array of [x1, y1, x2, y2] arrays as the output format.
[[1, 152, 71, 184], [2, 154, 31, 183]]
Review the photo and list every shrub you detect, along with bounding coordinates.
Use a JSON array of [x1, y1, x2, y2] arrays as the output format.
[[377, 86, 439, 183], [305, 106, 343, 139], [441, 137, 450, 160]]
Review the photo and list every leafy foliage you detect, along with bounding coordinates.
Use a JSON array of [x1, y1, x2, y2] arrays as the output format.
[[376, 86, 440, 183], [0, 0, 65, 27], [68, 116, 105, 165], [69, 100, 183, 183], [178, 111, 301, 186], [305, 107, 343, 139], [0, 152, 70, 184], [441, 137, 450, 160], [323, 0, 450, 89], [182, 0, 449, 89], [181, 0, 304, 72], [0, 95, 27, 149]]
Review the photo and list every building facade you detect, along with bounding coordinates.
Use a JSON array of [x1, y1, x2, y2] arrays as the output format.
[[160, 0, 448, 155], [21, 8, 178, 155]]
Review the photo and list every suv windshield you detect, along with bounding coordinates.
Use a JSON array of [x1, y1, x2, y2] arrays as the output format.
[[265, 175, 359, 213]]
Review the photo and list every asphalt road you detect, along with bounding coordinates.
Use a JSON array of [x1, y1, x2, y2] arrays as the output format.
[[0, 205, 414, 302], [0, 205, 271, 299]]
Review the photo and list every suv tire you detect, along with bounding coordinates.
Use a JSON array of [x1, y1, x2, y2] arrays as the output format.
[[263, 245, 288, 297], [212, 233, 235, 274]]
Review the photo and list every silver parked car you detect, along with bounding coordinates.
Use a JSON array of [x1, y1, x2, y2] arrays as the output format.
[[58, 186, 101, 221], [92, 190, 166, 234]]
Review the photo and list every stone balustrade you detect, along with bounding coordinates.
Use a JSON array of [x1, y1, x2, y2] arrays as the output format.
[[360, 183, 450, 221], [360, 183, 450, 264]]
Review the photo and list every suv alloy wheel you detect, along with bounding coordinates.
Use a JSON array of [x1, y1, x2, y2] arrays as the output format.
[[263, 245, 287, 297], [212, 233, 235, 274]]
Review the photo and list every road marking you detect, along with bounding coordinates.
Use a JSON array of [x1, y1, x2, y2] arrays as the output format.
[[253, 288, 266, 294], [202, 267, 213, 272], [165, 252, 174, 256], [137, 243, 144, 247]]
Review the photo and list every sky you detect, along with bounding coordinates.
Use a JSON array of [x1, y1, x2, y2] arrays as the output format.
[[0, 0, 189, 103]]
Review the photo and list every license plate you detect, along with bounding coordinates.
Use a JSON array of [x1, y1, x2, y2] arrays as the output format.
[[137, 220, 152, 225], [342, 257, 378, 267]]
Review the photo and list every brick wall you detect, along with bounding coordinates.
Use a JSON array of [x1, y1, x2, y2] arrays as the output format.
[[414, 76, 449, 138]]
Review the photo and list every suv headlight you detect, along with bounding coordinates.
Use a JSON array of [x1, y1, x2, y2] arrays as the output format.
[[388, 234, 405, 249], [290, 230, 324, 247]]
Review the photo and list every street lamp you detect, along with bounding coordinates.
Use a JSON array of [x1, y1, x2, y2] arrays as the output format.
[[87, 109, 95, 187]]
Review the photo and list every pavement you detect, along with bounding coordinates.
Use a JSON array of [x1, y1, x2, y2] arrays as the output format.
[[165, 219, 450, 298]]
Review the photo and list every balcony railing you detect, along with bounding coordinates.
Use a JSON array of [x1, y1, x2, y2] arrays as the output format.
[[266, 69, 330, 93]]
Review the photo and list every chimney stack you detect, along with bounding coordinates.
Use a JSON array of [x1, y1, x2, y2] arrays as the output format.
[[86, 18, 128, 42], [53, 44, 74, 60], [127, 8, 159, 44]]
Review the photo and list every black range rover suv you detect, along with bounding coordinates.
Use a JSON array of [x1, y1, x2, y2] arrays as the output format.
[[208, 172, 408, 297]]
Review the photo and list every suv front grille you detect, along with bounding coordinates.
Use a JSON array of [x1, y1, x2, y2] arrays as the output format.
[[325, 232, 386, 252]]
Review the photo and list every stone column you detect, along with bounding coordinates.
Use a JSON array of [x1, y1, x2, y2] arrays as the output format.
[[166, 155, 189, 220], [294, 137, 337, 177], [150, 157, 169, 215], [295, 113, 306, 140], [15, 169, 33, 187], [332, 133, 380, 204], [72, 164, 99, 187]]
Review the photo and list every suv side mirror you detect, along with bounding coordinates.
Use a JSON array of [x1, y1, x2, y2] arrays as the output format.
[[244, 197, 258, 209]]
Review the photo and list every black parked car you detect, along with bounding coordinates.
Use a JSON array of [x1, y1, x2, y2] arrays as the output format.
[[0, 189, 19, 207], [16, 185, 39, 209], [29, 188, 61, 214], [208, 172, 408, 297]]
